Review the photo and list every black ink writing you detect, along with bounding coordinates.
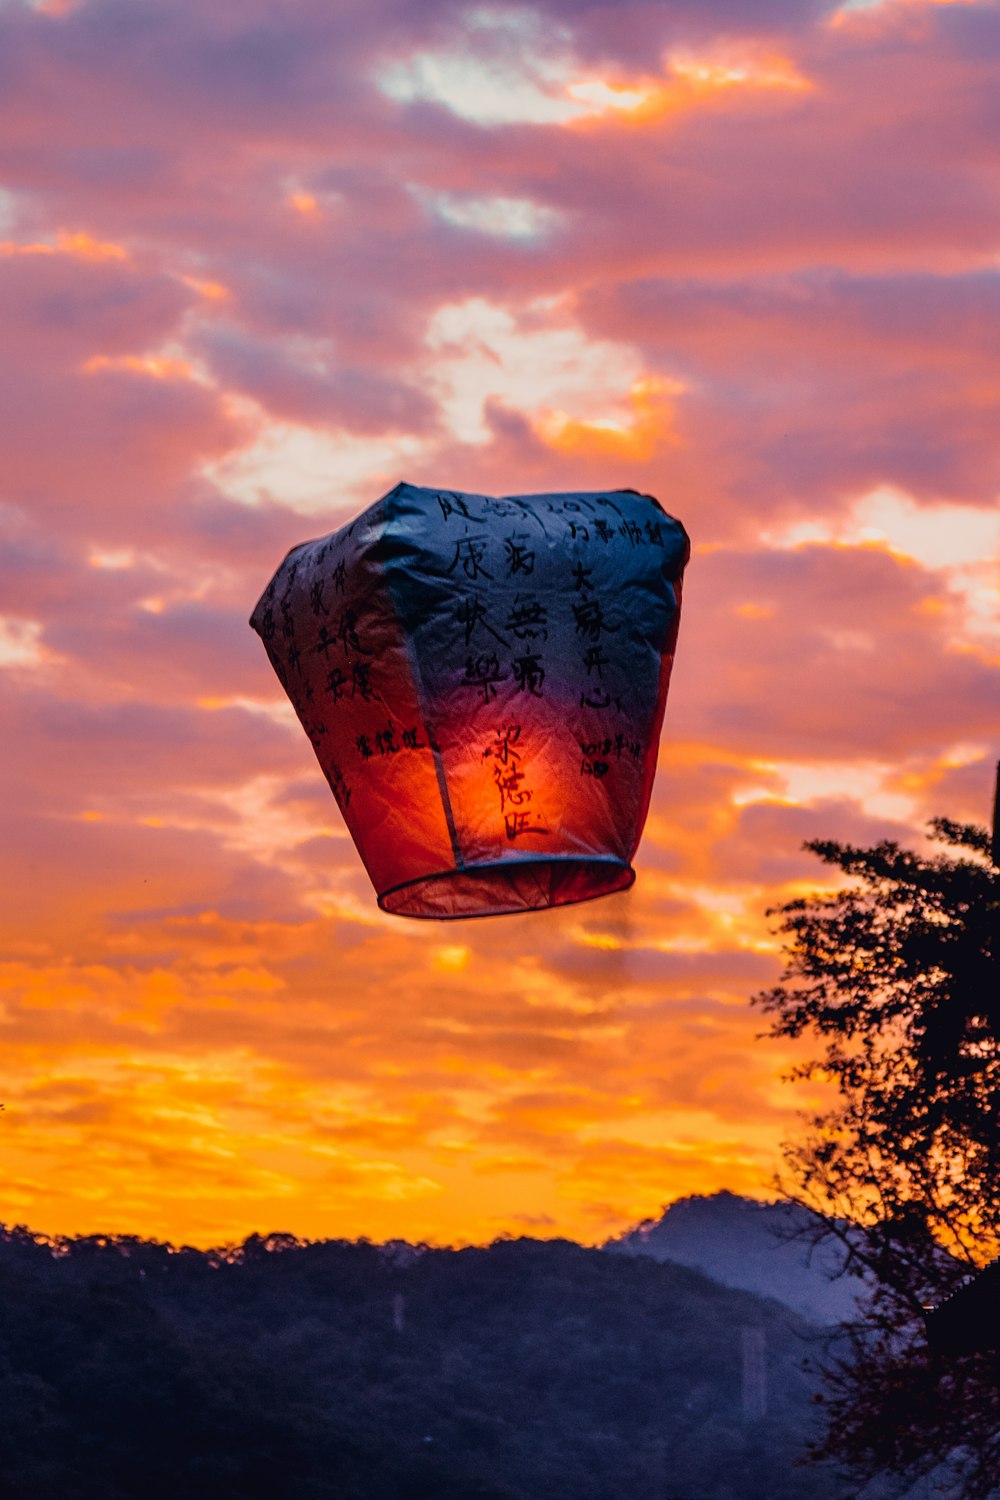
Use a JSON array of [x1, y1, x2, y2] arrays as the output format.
[[481, 723, 549, 840], [447, 537, 493, 581], [438, 492, 472, 524], [512, 652, 545, 697], [462, 653, 505, 702], [457, 593, 508, 648], [504, 535, 535, 575], [506, 597, 548, 641], [573, 598, 619, 641]]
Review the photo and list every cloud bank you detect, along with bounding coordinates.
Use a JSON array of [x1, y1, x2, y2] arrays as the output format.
[[0, 0, 997, 1245]]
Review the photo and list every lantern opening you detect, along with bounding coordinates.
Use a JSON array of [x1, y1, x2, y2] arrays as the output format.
[[378, 855, 635, 920]]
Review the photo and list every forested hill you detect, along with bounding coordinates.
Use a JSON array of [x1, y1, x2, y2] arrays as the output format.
[[0, 1225, 847, 1500], [607, 1190, 868, 1325]]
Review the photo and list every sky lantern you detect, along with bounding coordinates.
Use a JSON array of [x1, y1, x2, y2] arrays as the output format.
[[250, 483, 689, 918]]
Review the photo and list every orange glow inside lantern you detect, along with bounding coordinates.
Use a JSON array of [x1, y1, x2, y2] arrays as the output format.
[[250, 483, 689, 919]]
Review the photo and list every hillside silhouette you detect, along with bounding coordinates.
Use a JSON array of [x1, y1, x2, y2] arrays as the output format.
[[608, 1190, 867, 1325], [0, 1218, 846, 1500]]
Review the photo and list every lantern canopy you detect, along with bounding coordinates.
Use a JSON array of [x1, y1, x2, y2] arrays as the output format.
[[250, 483, 689, 919]]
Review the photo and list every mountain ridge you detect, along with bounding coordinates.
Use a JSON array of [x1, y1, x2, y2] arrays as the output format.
[[0, 1218, 844, 1500], [605, 1189, 868, 1326]]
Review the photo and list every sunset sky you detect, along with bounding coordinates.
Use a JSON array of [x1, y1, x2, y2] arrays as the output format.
[[1, 0, 998, 1249]]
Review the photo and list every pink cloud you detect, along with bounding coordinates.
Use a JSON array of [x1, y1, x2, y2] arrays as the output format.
[[0, 0, 996, 1243]]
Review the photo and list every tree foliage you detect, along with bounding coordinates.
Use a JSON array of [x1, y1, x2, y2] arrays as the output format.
[[753, 818, 999, 1499]]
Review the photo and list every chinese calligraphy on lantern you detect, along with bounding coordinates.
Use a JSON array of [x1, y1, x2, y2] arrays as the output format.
[[482, 725, 550, 842]]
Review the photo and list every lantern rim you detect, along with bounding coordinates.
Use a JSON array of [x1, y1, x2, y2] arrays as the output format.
[[377, 855, 636, 921]]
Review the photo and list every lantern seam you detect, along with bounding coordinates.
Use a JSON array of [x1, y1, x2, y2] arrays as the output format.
[[379, 482, 465, 873]]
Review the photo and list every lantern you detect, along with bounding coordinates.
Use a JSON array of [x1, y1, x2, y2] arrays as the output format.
[[250, 483, 689, 919]]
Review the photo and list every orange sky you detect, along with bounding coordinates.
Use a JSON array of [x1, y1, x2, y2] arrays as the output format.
[[0, 0, 997, 1248]]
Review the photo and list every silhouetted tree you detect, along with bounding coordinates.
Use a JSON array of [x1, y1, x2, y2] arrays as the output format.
[[754, 817, 999, 1498]]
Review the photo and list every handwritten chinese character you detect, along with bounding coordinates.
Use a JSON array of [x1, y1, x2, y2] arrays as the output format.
[[351, 662, 374, 701], [581, 757, 610, 778], [615, 734, 642, 761], [573, 598, 619, 641], [314, 624, 336, 658], [447, 537, 493, 580], [462, 653, 505, 702], [494, 762, 531, 810], [336, 609, 363, 654], [512, 652, 545, 697], [438, 492, 472, 523], [580, 688, 623, 712], [376, 724, 398, 756], [505, 535, 536, 575], [483, 724, 522, 765], [583, 645, 609, 678], [506, 598, 548, 640], [457, 593, 508, 647], [504, 811, 550, 841], [328, 762, 351, 809]]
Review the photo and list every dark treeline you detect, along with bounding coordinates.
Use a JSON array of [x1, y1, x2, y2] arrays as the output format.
[[0, 1225, 846, 1500]]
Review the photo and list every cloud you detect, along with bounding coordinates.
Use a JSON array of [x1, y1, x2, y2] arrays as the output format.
[[667, 540, 998, 758], [194, 325, 440, 433], [0, 0, 996, 1245]]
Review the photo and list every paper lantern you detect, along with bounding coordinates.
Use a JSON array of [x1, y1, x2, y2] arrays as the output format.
[[250, 483, 689, 919]]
